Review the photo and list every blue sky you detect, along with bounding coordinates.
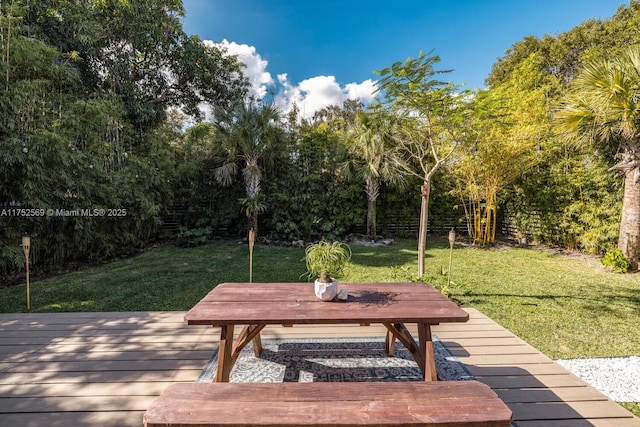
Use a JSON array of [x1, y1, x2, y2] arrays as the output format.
[[182, 0, 626, 117]]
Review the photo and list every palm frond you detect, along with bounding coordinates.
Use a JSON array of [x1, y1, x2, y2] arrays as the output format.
[[556, 45, 640, 147], [214, 162, 238, 186]]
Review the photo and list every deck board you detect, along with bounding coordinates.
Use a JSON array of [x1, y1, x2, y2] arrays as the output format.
[[0, 309, 637, 427]]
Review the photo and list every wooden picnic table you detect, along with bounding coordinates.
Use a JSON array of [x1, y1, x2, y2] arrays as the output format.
[[184, 282, 469, 382]]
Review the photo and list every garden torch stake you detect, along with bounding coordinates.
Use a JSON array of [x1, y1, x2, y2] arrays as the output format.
[[447, 228, 456, 289], [22, 234, 31, 311], [248, 228, 255, 283]]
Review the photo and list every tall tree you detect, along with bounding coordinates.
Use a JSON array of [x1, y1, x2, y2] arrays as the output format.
[[213, 102, 283, 234], [556, 46, 640, 270], [1, 0, 247, 274], [375, 51, 470, 277], [453, 54, 557, 244], [312, 99, 363, 132], [487, 2, 640, 90], [345, 110, 404, 240], [24, 0, 248, 132], [484, 1, 640, 254]]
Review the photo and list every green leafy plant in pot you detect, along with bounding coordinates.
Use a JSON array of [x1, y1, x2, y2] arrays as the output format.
[[304, 240, 351, 301]]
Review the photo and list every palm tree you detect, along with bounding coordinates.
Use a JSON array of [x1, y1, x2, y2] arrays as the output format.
[[557, 46, 640, 270], [213, 102, 282, 234], [345, 110, 405, 240]]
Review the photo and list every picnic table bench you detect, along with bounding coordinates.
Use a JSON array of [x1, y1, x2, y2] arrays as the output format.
[[143, 381, 513, 427]]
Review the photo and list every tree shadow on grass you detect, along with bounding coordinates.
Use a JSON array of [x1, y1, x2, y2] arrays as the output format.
[[462, 289, 640, 315], [348, 241, 426, 269]]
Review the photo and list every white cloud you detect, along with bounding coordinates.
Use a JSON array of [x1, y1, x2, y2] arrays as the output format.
[[346, 80, 378, 102], [206, 39, 377, 119], [274, 74, 377, 119], [207, 39, 273, 100]]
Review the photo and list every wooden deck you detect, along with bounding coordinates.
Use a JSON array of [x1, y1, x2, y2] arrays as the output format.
[[0, 309, 637, 427]]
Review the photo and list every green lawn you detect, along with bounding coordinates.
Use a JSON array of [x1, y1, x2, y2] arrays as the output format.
[[2, 237, 638, 414]]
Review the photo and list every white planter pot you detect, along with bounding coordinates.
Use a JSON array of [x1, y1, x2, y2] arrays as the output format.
[[314, 280, 338, 301]]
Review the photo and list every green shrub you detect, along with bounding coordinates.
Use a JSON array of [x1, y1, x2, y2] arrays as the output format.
[[176, 227, 212, 247], [601, 248, 629, 273]]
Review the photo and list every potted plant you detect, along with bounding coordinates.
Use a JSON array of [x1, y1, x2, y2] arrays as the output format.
[[304, 240, 351, 301]]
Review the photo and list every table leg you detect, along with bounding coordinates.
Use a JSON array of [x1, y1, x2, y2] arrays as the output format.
[[383, 323, 426, 376], [252, 333, 263, 357], [232, 325, 265, 358], [215, 324, 234, 382], [232, 325, 266, 359], [214, 325, 265, 382], [384, 322, 437, 381], [384, 329, 396, 356], [418, 323, 438, 381]]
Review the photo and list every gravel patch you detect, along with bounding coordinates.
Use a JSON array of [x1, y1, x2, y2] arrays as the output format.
[[555, 356, 640, 402]]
